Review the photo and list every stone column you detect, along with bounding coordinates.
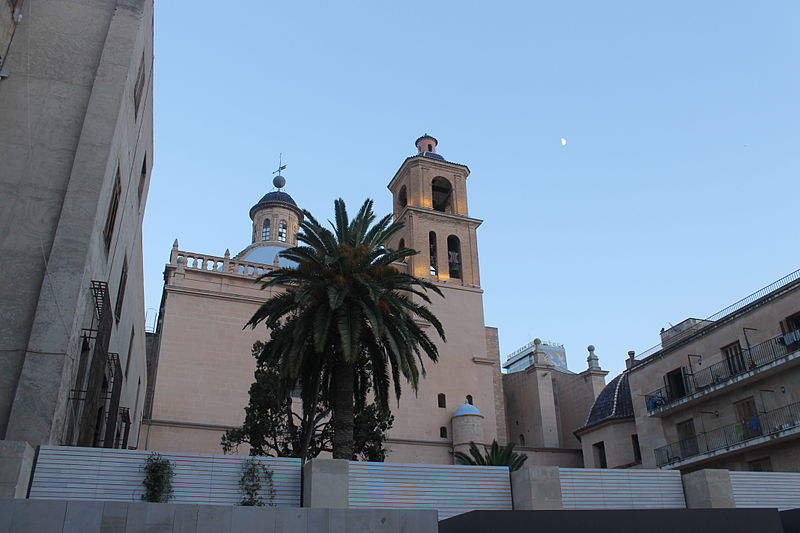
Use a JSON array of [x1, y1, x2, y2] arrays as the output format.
[[511, 465, 563, 510], [0, 440, 35, 498], [681, 469, 735, 508], [302, 459, 349, 508]]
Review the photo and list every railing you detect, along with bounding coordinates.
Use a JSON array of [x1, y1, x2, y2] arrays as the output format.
[[645, 331, 800, 412], [634, 268, 800, 361], [171, 249, 277, 279], [655, 400, 800, 467]]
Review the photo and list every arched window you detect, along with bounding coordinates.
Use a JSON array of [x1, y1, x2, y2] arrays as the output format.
[[440, 427, 448, 439], [278, 220, 288, 242], [398, 238, 405, 249], [519, 434, 526, 446], [466, 395, 473, 405], [429, 231, 437, 275], [261, 219, 271, 241], [432, 177, 452, 212], [437, 393, 446, 408], [447, 235, 461, 279], [398, 186, 408, 208]]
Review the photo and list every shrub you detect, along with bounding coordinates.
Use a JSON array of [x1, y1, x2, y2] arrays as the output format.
[[141, 452, 175, 502], [238, 458, 275, 506]]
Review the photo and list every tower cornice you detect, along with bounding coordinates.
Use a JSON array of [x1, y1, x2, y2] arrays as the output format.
[[387, 155, 470, 191], [398, 205, 483, 229]]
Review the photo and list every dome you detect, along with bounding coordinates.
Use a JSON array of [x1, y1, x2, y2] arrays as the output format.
[[257, 191, 297, 207], [453, 403, 482, 417], [237, 244, 296, 268], [583, 372, 633, 428], [249, 190, 301, 220]]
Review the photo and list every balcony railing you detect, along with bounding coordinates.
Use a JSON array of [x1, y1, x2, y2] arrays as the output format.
[[655, 400, 800, 467], [646, 331, 800, 412]]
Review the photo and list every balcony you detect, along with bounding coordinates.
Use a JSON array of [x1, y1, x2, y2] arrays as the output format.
[[655, 400, 800, 468], [645, 331, 800, 415]]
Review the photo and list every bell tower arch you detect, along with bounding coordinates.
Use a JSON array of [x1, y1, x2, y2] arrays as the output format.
[[387, 135, 482, 286]]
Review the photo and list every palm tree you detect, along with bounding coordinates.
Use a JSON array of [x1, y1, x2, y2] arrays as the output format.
[[454, 440, 528, 472], [246, 198, 446, 459]]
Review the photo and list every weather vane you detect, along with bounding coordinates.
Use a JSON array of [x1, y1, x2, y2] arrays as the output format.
[[272, 153, 287, 190]]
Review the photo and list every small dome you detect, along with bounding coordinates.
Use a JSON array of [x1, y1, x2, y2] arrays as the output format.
[[249, 190, 301, 220], [257, 191, 297, 207], [237, 244, 296, 268], [583, 373, 633, 428], [453, 403, 482, 417]]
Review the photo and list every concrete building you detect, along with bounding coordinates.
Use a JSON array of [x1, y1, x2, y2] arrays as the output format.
[[576, 268, 800, 472], [0, 0, 153, 495], [504, 339, 569, 373], [143, 135, 509, 463]]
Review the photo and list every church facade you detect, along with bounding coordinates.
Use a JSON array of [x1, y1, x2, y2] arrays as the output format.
[[142, 136, 525, 463]]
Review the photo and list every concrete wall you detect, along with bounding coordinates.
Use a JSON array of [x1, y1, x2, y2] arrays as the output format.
[[0, 500, 438, 533], [0, 0, 153, 449], [504, 365, 599, 457], [551, 368, 605, 449]]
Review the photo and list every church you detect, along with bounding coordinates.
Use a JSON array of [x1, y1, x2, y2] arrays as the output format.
[[141, 135, 605, 465]]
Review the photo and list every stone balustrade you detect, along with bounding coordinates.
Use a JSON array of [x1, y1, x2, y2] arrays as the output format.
[[169, 246, 276, 279]]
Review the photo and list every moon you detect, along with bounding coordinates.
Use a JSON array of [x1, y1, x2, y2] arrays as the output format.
[[560, 137, 567, 146]]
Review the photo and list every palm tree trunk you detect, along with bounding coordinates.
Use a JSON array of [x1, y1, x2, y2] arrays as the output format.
[[332, 357, 355, 459]]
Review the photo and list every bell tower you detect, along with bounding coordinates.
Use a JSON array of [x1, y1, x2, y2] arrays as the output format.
[[387, 135, 482, 286]]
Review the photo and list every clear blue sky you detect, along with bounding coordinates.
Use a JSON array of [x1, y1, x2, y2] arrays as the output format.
[[144, 1, 799, 379]]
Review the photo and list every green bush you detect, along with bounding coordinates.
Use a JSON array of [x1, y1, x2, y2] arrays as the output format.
[[238, 458, 275, 506], [141, 452, 175, 502]]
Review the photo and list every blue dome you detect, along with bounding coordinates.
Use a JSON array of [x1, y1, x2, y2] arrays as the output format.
[[237, 245, 296, 268], [453, 403, 482, 417], [257, 191, 297, 206], [584, 373, 633, 428]]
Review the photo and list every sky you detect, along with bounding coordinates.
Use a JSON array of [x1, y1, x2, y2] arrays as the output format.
[[144, 1, 800, 379]]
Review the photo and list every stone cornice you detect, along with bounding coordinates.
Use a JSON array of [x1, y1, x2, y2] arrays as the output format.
[[387, 155, 470, 190], [399, 205, 483, 227]]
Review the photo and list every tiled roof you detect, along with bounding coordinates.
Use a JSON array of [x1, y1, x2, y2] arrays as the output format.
[[583, 372, 634, 429], [256, 191, 297, 207]]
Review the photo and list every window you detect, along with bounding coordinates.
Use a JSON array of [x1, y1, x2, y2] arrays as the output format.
[[278, 220, 287, 242], [722, 341, 746, 375], [592, 442, 607, 468], [748, 457, 772, 472], [398, 186, 407, 208], [447, 235, 461, 279], [133, 52, 145, 116], [427, 143, 433, 152], [398, 238, 405, 250], [103, 170, 121, 250], [631, 434, 642, 463], [431, 177, 452, 212], [466, 395, 473, 405], [429, 232, 437, 275], [124, 326, 135, 379], [114, 257, 128, 322], [783, 312, 800, 348], [138, 155, 147, 202], [439, 427, 448, 439], [519, 434, 525, 446], [437, 393, 446, 408], [262, 219, 271, 241]]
